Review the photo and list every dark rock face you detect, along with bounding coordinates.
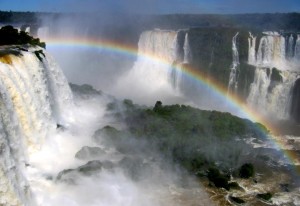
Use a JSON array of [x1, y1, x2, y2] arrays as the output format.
[[75, 146, 106, 160], [177, 28, 256, 101], [290, 78, 300, 122], [56, 160, 113, 183]]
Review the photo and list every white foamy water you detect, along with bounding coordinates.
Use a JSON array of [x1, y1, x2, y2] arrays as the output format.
[[0, 45, 213, 206]]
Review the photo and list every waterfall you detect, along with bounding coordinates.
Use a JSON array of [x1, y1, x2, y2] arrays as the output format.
[[0, 46, 72, 205], [294, 34, 300, 60], [247, 67, 296, 120], [287, 34, 295, 59], [248, 32, 300, 70], [113, 29, 190, 103], [247, 31, 300, 121], [228, 32, 240, 94], [138, 29, 178, 63], [248, 32, 256, 65], [183, 33, 192, 64], [256, 35, 286, 67]]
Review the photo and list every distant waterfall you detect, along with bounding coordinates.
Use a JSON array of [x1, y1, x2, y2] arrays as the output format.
[[116, 29, 193, 103], [183, 33, 192, 64], [255, 33, 286, 68], [228, 32, 240, 94], [246, 32, 300, 121], [247, 67, 296, 120], [294, 35, 300, 60], [287, 34, 295, 59], [0, 46, 72, 205], [248, 32, 256, 65], [248, 32, 300, 70]]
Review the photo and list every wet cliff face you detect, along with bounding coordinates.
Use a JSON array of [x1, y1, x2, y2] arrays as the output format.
[[186, 28, 256, 99], [291, 78, 300, 122]]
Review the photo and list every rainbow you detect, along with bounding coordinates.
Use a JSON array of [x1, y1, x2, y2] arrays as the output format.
[[44, 36, 299, 172]]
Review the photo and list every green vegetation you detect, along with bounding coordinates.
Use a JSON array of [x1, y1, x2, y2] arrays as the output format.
[[207, 167, 230, 190], [239, 163, 255, 179], [105, 100, 267, 190], [0, 25, 45, 48], [0, 11, 38, 24], [125, 100, 256, 140], [69, 83, 102, 98]]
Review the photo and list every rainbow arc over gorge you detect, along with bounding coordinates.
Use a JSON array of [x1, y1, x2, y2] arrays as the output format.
[[45, 36, 300, 171]]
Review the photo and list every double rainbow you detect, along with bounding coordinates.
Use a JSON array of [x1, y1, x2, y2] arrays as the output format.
[[44, 36, 300, 172]]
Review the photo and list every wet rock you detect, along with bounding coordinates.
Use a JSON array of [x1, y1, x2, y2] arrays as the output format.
[[256, 192, 272, 201], [229, 196, 245, 204], [56, 160, 113, 183], [280, 183, 290, 192], [75, 146, 106, 160]]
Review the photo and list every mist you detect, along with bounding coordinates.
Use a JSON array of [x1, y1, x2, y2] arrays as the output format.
[[30, 14, 232, 205], [16, 5, 298, 205], [25, 84, 214, 206], [37, 13, 249, 120]]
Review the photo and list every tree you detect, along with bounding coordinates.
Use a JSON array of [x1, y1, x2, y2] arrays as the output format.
[[239, 163, 254, 178]]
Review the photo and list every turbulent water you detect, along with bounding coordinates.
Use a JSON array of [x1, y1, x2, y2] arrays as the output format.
[[0, 45, 214, 206], [1, 25, 300, 205], [0, 46, 72, 205], [246, 32, 300, 121], [111, 29, 187, 105]]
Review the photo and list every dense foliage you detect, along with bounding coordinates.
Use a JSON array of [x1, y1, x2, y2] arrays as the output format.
[[239, 163, 255, 178], [0, 11, 38, 24], [0, 25, 45, 48], [105, 100, 269, 190], [207, 167, 231, 190]]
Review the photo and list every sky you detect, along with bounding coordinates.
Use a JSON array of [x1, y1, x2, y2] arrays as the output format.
[[0, 0, 299, 14]]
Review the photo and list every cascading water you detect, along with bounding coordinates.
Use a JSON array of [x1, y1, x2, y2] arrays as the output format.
[[295, 34, 300, 60], [0, 46, 72, 205], [287, 34, 294, 59], [247, 68, 297, 119], [112, 29, 189, 104], [228, 32, 240, 94], [0, 44, 214, 206], [255, 33, 286, 68], [247, 31, 300, 121], [248, 32, 256, 65], [183, 33, 192, 64]]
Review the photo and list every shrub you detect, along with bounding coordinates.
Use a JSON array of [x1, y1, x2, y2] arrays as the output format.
[[207, 168, 230, 190], [0, 25, 46, 48], [239, 163, 254, 178]]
